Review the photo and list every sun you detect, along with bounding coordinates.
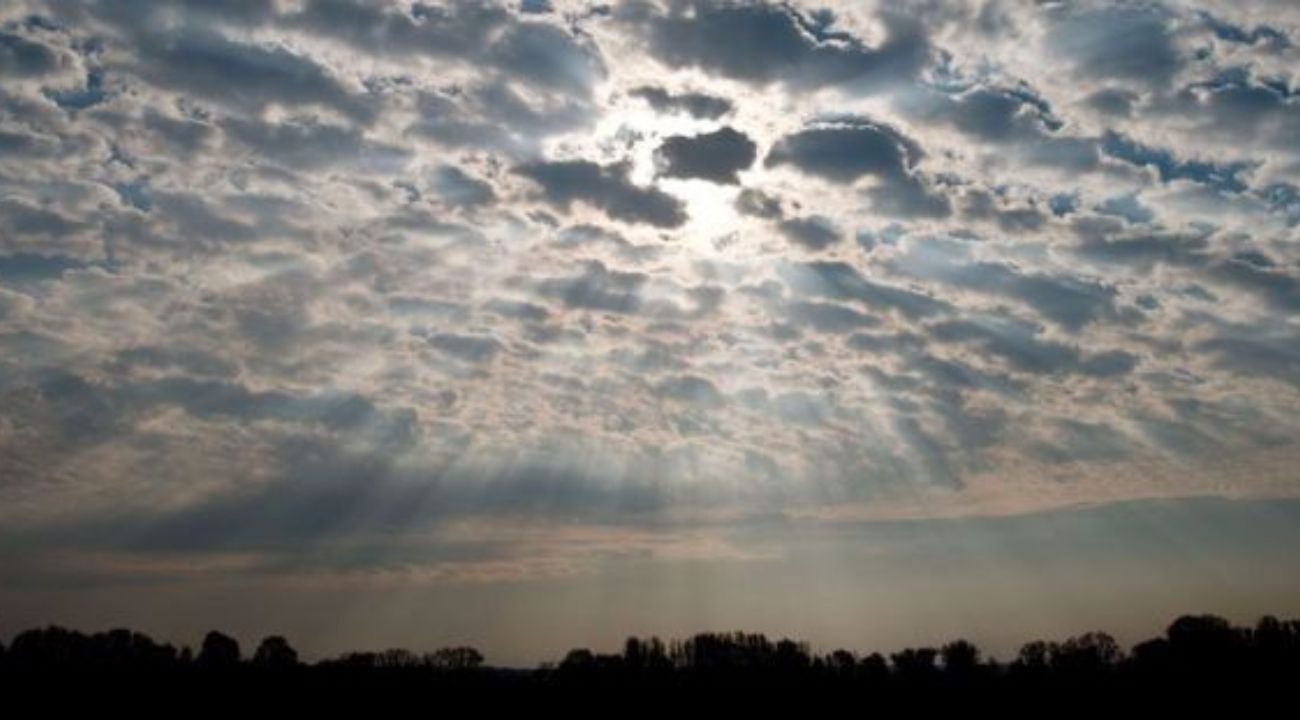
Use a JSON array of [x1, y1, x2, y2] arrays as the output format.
[[591, 100, 747, 249]]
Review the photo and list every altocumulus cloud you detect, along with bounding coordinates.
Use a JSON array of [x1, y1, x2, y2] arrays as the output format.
[[0, 0, 1298, 593]]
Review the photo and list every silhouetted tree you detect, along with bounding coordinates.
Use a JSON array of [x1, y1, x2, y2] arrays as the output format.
[[860, 652, 890, 684], [560, 648, 595, 672], [828, 649, 857, 676], [5, 612, 1300, 707], [1051, 632, 1122, 676], [941, 639, 980, 673], [624, 636, 670, 672], [426, 646, 484, 671], [1165, 614, 1242, 668], [891, 647, 939, 685], [376, 648, 420, 668], [252, 636, 299, 669], [196, 631, 241, 670]]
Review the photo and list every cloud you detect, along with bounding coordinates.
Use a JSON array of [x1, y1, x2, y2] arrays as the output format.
[[220, 116, 410, 172], [426, 333, 504, 364], [1, 0, 1299, 600], [1101, 131, 1252, 193], [630, 86, 733, 119], [130, 28, 375, 123], [283, 0, 509, 59], [1046, 3, 1182, 86], [433, 165, 496, 208], [655, 375, 724, 407], [516, 159, 688, 227], [0, 29, 72, 77], [766, 118, 950, 217], [900, 84, 1061, 142], [779, 216, 841, 251], [536, 261, 648, 314], [779, 260, 951, 320], [889, 239, 1121, 331], [627, 0, 930, 91], [735, 188, 784, 219], [784, 300, 878, 334], [655, 127, 756, 184], [930, 317, 1139, 378], [489, 21, 607, 98]]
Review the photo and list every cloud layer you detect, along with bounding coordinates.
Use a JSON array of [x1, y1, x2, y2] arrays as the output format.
[[1, 0, 1299, 595]]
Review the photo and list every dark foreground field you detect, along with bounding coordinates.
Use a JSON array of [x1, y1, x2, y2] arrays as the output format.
[[3, 613, 1298, 710]]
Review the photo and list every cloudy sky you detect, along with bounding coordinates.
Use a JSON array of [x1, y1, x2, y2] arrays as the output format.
[[2, 0, 1299, 664]]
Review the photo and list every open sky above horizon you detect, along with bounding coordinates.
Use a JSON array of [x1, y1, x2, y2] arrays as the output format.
[[1, 0, 1299, 666]]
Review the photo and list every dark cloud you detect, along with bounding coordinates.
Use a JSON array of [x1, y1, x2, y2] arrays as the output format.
[[484, 298, 550, 323], [930, 317, 1138, 377], [3, 372, 418, 452], [1101, 131, 1252, 193], [1095, 193, 1155, 225], [960, 191, 1049, 233], [220, 116, 410, 172], [1206, 257, 1300, 313], [891, 240, 1121, 331], [655, 375, 724, 407], [784, 300, 878, 334], [412, 83, 593, 151], [0, 128, 61, 158], [516, 159, 687, 227], [779, 216, 841, 251], [1198, 12, 1290, 49], [553, 224, 662, 264], [630, 86, 733, 119], [767, 118, 921, 182], [133, 378, 416, 442], [627, 0, 930, 90], [767, 118, 949, 217], [489, 21, 607, 98], [536, 261, 648, 314], [900, 84, 1061, 142], [655, 127, 756, 184], [287, 0, 504, 55], [1070, 220, 1210, 270], [1197, 335, 1300, 388], [0, 253, 88, 284], [0, 198, 93, 255], [131, 28, 374, 123], [427, 333, 504, 364], [287, 2, 604, 98], [112, 346, 239, 380], [284, 0, 509, 58], [735, 188, 784, 219], [142, 108, 219, 153], [1170, 74, 1300, 149], [0, 30, 69, 77], [1085, 87, 1139, 117], [1047, 4, 1182, 86], [779, 260, 951, 320], [433, 165, 496, 208], [45, 68, 110, 111]]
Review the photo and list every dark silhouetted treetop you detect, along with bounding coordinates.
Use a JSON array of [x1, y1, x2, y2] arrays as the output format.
[[196, 631, 241, 670], [252, 636, 299, 669]]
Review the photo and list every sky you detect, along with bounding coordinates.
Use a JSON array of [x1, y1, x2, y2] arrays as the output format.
[[1, 0, 1299, 666]]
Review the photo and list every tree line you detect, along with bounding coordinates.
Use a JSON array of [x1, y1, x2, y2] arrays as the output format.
[[2, 613, 1298, 705]]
